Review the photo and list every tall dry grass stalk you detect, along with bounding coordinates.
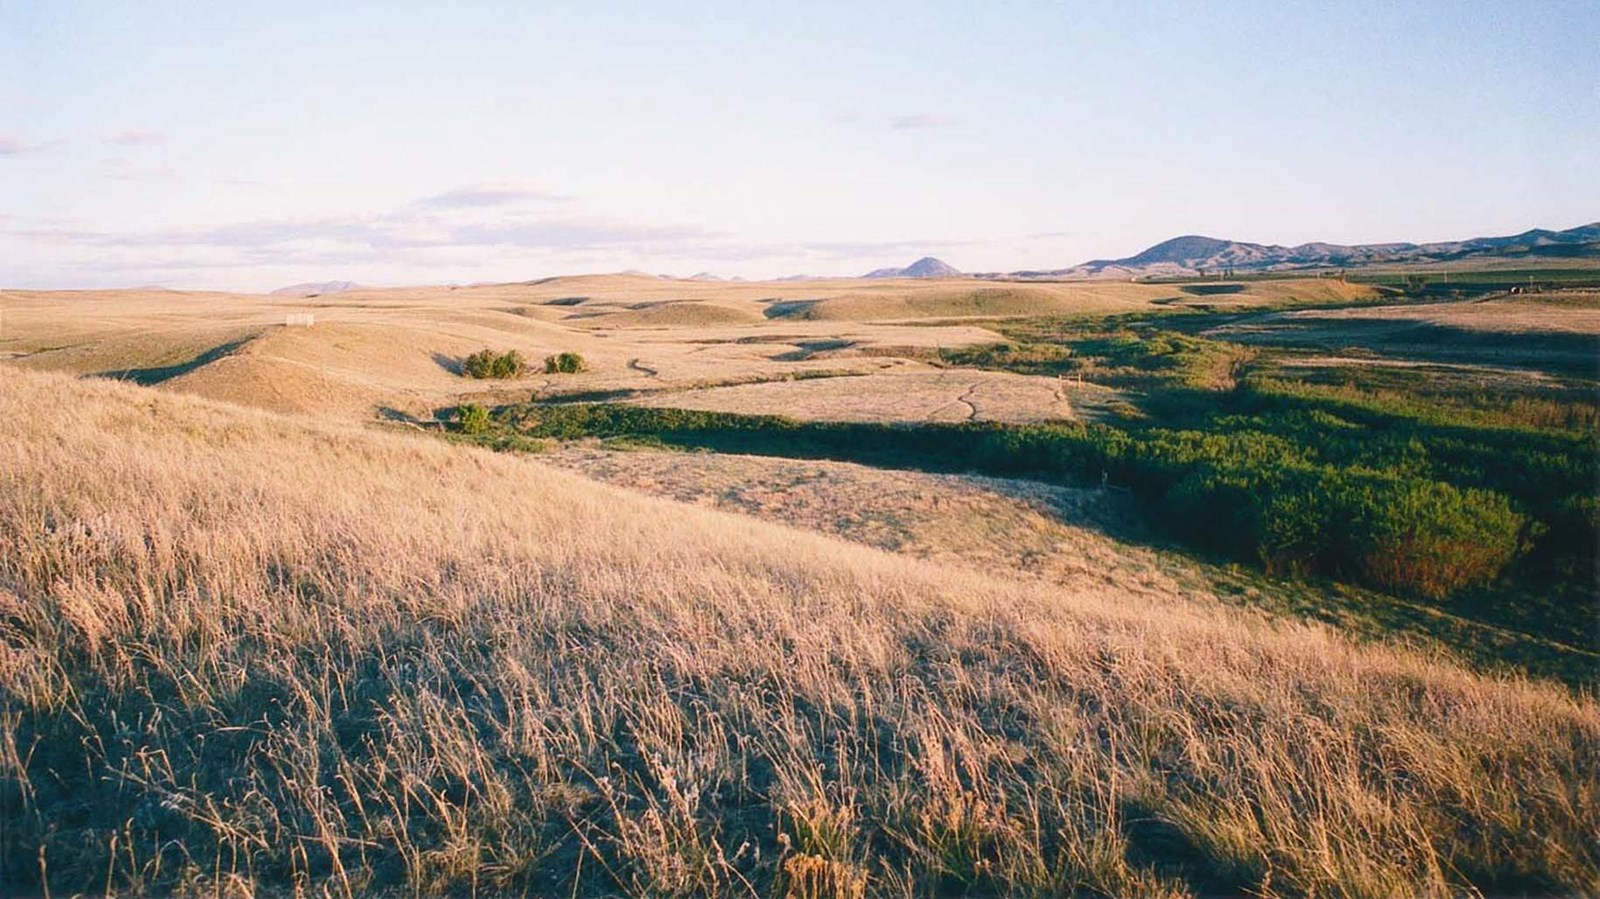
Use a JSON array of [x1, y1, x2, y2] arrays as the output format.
[[0, 367, 1596, 897]]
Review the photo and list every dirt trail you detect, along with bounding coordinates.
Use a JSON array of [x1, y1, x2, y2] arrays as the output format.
[[957, 381, 981, 421], [930, 380, 982, 421]]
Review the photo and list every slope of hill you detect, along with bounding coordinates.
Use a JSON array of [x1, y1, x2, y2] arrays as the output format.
[[863, 256, 963, 278], [2, 278, 1385, 422], [1, 365, 1596, 897], [1041, 222, 1600, 278]]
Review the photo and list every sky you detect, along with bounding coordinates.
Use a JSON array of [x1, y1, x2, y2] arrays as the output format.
[[2, 0, 1596, 290]]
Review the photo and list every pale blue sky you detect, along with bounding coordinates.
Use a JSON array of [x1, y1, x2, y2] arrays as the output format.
[[2, 1, 1596, 289]]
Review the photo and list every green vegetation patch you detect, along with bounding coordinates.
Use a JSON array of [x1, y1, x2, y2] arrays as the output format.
[[544, 351, 588, 374], [463, 348, 528, 379], [452, 309, 1597, 681]]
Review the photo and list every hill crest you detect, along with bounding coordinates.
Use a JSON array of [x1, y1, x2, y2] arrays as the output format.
[[863, 256, 963, 279], [1042, 222, 1600, 279]]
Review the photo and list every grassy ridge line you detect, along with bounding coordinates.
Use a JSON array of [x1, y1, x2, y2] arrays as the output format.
[[3, 367, 1598, 896]]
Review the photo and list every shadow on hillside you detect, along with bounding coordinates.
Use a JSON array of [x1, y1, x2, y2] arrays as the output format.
[[772, 339, 855, 361], [534, 387, 645, 404], [1179, 283, 1246, 296], [1206, 315, 1600, 378], [763, 299, 821, 319], [375, 406, 444, 429], [431, 352, 464, 375], [93, 338, 252, 385]]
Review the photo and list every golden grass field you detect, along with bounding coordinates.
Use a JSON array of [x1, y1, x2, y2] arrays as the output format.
[[631, 370, 1115, 423], [3, 367, 1598, 898], [0, 275, 1376, 422], [3, 276, 1599, 896], [538, 443, 1171, 592]]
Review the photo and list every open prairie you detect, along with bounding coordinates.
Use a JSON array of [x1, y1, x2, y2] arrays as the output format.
[[0, 275, 1376, 422], [9, 3, 1600, 894], [3, 273, 1599, 897], [4, 366, 1599, 899]]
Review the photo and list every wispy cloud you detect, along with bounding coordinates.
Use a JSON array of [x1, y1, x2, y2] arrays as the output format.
[[888, 113, 952, 130], [834, 113, 956, 131], [12, 208, 716, 258], [107, 129, 164, 146], [0, 134, 55, 156], [414, 183, 571, 209], [100, 156, 177, 182], [3, 181, 982, 287]]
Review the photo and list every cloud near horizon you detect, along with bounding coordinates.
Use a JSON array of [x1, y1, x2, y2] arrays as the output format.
[[2, 182, 732, 287], [107, 129, 164, 146], [414, 183, 572, 209], [0, 134, 54, 156], [2, 181, 985, 288], [14, 211, 714, 254], [888, 113, 953, 130]]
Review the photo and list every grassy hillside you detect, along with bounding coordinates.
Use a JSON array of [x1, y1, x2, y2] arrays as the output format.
[[0, 277, 1383, 424], [2, 367, 1597, 897]]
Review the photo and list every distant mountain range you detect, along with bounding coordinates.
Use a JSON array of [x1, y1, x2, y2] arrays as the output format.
[[1031, 222, 1600, 279], [270, 281, 361, 297], [849, 223, 1600, 283], [271, 223, 1599, 291]]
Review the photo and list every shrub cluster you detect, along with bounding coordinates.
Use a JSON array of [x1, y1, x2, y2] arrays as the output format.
[[463, 348, 528, 379], [456, 403, 491, 435], [544, 351, 587, 374], [1141, 448, 1527, 599], [498, 401, 1540, 602]]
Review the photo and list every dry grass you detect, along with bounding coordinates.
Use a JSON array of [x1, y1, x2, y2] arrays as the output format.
[[592, 301, 765, 327], [2, 366, 1597, 897], [540, 443, 1600, 684], [0, 276, 1376, 424], [631, 370, 1104, 424], [538, 444, 1168, 593]]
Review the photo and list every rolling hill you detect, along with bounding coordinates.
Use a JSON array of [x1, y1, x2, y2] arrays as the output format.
[[863, 256, 964, 278]]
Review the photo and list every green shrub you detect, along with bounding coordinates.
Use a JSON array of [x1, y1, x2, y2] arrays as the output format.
[[544, 352, 587, 374], [490, 349, 526, 379], [457, 403, 491, 435], [462, 349, 527, 379], [1347, 477, 1527, 600]]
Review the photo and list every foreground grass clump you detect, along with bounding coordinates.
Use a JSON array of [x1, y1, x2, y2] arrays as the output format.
[[2, 368, 1598, 898], [463, 347, 528, 379]]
